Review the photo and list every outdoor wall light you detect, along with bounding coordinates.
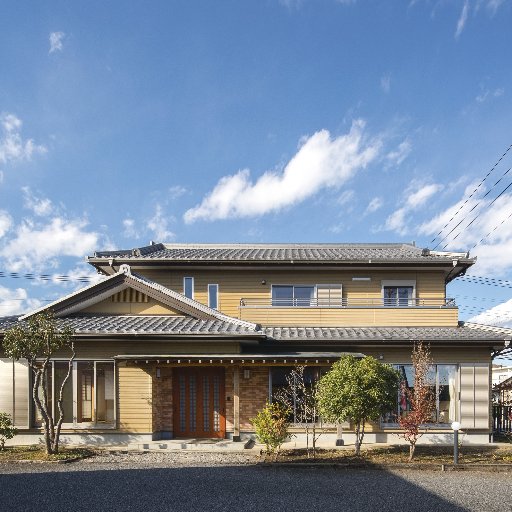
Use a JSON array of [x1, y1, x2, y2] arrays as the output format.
[[156, 368, 161, 379], [451, 421, 461, 465], [261, 280, 266, 285], [352, 277, 371, 281], [243, 369, 251, 379]]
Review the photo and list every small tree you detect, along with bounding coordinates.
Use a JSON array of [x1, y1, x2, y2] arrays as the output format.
[[0, 412, 18, 450], [2, 312, 75, 455], [396, 342, 436, 461], [251, 402, 290, 460], [317, 355, 400, 456], [275, 365, 323, 458]]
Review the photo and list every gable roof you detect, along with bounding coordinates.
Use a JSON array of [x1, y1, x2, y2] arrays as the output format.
[[88, 242, 474, 265], [17, 266, 258, 330]]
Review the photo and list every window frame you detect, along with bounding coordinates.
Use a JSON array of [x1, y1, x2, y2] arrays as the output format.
[[380, 363, 458, 428], [33, 359, 116, 430], [208, 283, 219, 310], [270, 284, 342, 307], [183, 277, 194, 300], [381, 280, 416, 307]]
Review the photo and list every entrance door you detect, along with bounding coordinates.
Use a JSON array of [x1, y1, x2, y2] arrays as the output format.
[[173, 368, 226, 438]]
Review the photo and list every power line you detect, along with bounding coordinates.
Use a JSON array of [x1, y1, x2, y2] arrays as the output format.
[[0, 270, 97, 283], [432, 166, 512, 250], [470, 208, 512, 251], [430, 141, 512, 246], [458, 275, 512, 289], [439, 177, 512, 250]]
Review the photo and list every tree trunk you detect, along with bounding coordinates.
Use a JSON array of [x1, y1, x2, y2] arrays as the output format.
[[354, 422, 361, 456], [409, 443, 416, 462], [53, 345, 75, 454]]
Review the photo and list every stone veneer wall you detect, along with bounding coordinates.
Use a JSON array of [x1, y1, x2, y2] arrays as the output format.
[[152, 366, 173, 435], [240, 366, 269, 431]]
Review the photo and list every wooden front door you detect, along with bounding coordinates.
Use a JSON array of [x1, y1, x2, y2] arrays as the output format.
[[173, 368, 226, 438]]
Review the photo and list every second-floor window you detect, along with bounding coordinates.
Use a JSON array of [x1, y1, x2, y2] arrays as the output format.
[[208, 284, 219, 309], [183, 277, 194, 299], [272, 285, 315, 306], [383, 286, 413, 306]]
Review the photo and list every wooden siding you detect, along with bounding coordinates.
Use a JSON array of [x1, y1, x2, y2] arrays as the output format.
[[459, 364, 490, 429], [117, 363, 153, 432], [136, 268, 452, 326], [82, 296, 183, 315], [51, 340, 242, 360], [239, 307, 458, 327]]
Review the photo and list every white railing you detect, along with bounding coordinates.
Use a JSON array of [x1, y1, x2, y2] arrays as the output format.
[[239, 297, 456, 308]]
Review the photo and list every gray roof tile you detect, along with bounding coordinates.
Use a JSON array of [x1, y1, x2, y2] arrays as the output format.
[[1, 315, 509, 343], [90, 243, 473, 264]]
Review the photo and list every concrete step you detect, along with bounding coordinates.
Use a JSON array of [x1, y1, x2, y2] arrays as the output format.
[[129, 438, 252, 452]]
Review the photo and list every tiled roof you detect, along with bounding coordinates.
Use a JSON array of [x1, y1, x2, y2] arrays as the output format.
[[0, 315, 260, 336], [263, 324, 512, 342], [2, 315, 509, 343], [90, 243, 473, 264]]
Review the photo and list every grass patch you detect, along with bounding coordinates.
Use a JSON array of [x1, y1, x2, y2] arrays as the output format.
[[0, 446, 95, 462], [274, 445, 512, 464]]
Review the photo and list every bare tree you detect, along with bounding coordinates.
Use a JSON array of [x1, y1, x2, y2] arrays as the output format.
[[397, 342, 436, 461], [2, 312, 75, 455], [276, 365, 325, 458]]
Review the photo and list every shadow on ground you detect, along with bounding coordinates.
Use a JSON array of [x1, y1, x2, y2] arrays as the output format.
[[0, 463, 468, 512]]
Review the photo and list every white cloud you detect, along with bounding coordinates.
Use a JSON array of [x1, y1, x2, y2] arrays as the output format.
[[49, 32, 65, 53], [455, 0, 469, 38], [469, 298, 512, 328], [0, 113, 47, 165], [384, 182, 443, 235], [147, 204, 175, 241], [21, 187, 54, 216], [385, 138, 412, 167], [420, 187, 512, 275], [479, 0, 505, 16], [122, 218, 140, 239], [337, 189, 355, 206], [0, 217, 100, 272], [169, 185, 187, 199], [476, 87, 505, 103], [365, 197, 383, 215], [0, 210, 12, 238], [0, 285, 42, 316], [184, 120, 381, 223], [380, 74, 391, 93]]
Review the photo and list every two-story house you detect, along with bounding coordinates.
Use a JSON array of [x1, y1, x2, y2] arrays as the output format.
[[1, 242, 511, 446]]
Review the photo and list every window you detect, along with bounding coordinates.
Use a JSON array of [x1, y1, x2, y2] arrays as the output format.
[[208, 284, 219, 309], [270, 366, 329, 424], [183, 277, 194, 299], [382, 280, 416, 307], [271, 285, 315, 306], [33, 361, 115, 428], [381, 364, 457, 426]]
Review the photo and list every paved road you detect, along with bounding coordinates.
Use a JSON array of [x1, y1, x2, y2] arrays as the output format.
[[1, 459, 511, 511]]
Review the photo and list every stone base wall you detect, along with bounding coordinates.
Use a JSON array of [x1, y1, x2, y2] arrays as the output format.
[[240, 366, 269, 431]]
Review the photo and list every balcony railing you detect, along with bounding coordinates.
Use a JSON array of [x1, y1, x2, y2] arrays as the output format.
[[239, 297, 456, 308]]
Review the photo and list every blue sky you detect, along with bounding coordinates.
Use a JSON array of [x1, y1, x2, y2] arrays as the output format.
[[1, 0, 512, 341]]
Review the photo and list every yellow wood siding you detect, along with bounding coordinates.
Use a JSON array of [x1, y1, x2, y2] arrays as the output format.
[[82, 296, 183, 315], [135, 269, 453, 326], [117, 363, 152, 432], [240, 307, 458, 327]]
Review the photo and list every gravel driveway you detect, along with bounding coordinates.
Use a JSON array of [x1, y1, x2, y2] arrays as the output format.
[[1, 451, 511, 511]]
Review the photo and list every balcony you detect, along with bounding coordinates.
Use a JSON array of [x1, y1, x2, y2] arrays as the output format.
[[238, 297, 458, 327]]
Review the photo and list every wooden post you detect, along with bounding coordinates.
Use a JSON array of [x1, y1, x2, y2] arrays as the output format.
[[233, 366, 240, 442]]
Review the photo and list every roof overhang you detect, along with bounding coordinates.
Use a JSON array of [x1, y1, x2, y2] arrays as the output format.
[[113, 352, 364, 363]]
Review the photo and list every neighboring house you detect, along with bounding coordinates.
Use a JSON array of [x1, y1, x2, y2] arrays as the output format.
[[1, 242, 511, 446]]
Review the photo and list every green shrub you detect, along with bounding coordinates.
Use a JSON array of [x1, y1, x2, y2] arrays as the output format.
[[252, 402, 290, 459], [0, 412, 18, 450]]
